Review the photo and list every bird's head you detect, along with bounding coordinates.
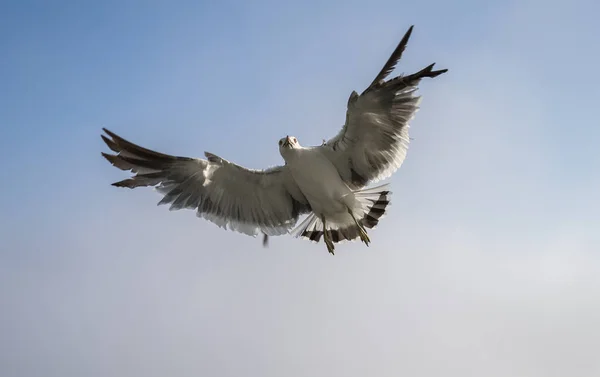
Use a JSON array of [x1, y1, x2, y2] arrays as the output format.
[[278, 135, 300, 158]]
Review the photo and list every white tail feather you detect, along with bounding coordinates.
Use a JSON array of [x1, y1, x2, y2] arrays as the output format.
[[294, 184, 392, 244]]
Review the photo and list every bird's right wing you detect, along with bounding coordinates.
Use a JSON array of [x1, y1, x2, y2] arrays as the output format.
[[101, 129, 311, 237]]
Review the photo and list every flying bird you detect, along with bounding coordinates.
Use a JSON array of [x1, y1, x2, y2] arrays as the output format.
[[101, 25, 447, 255]]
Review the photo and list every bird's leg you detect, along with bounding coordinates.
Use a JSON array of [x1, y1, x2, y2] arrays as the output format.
[[347, 208, 370, 246], [321, 216, 335, 255]]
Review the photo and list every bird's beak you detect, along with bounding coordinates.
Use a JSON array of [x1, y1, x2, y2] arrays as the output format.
[[283, 136, 292, 148]]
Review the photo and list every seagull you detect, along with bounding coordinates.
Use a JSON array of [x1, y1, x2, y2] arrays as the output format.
[[101, 25, 447, 255]]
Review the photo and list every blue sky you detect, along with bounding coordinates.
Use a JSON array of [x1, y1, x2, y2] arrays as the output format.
[[1, 0, 599, 376]]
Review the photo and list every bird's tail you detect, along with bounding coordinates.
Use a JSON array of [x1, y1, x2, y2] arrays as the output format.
[[293, 184, 391, 244]]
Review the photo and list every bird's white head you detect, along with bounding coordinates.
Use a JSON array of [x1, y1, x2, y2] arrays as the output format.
[[278, 135, 300, 159]]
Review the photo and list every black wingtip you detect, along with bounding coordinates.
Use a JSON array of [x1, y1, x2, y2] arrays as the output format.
[[399, 25, 414, 46], [101, 128, 127, 146], [101, 128, 115, 141], [111, 180, 134, 188], [101, 128, 122, 147], [101, 151, 116, 164], [262, 233, 269, 247], [423, 63, 448, 78], [430, 67, 449, 77], [101, 134, 120, 153], [366, 25, 416, 92], [404, 63, 448, 81]]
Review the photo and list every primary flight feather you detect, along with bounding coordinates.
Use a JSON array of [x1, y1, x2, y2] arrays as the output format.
[[101, 25, 447, 254]]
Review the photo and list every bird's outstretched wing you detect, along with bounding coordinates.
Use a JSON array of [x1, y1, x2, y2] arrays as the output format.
[[101, 128, 311, 237], [318, 25, 447, 189]]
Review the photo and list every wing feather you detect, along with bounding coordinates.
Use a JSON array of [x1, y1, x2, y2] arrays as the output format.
[[366, 25, 414, 93], [101, 128, 311, 237], [318, 26, 447, 188]]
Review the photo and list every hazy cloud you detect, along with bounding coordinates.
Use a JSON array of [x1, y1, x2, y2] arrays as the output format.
[[1, 0, 598, 376]]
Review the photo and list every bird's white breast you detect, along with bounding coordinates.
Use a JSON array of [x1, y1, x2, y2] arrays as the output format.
[[285, 148, 352, 217]]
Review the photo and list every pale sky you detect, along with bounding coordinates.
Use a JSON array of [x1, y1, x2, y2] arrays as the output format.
[[1, 0, 599, 376]]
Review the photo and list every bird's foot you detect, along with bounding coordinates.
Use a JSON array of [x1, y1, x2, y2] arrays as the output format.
[[358, 226, 371, 247], [321, 216, 335, 255], [323, 233, 335, 255], [347, 208, 370, 247], [325, 238, 335, 255]]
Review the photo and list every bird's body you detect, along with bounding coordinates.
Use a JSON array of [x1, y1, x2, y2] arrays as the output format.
[[284, 146, 353, 221], [101, 25, 447, 254]]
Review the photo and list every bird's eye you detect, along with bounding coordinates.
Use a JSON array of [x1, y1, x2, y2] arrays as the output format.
[[279, 140, 283, 146], [292, 137, 297, 143]]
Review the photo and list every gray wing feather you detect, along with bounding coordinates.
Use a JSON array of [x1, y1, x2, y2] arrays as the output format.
[[101, 129, 311, 237], [318, 26, 447, 189]]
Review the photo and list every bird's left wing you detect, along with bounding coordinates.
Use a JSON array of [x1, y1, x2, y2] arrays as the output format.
[[317, 26, 447, 189], [101, 128, 311, 237]]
